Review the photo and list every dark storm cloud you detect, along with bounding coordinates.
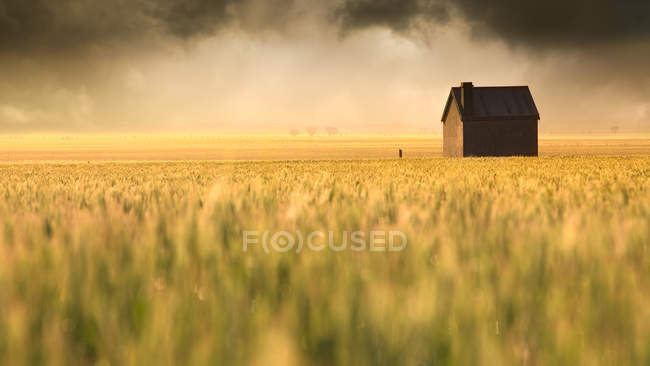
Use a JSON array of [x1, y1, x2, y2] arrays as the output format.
[[335, 0, 449, 34], [454, 0, 650, 47], [0, 0, 294, 55], [157, 0, 232, 38], [3, 0, 650, 56], [335, 0, 650, 48]]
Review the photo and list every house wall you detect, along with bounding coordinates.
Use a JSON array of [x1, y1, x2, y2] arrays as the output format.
[[442, 103, 463, 157], [463, 119, 538, 157]]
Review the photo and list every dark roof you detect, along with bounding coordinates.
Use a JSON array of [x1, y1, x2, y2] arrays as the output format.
[[441, 86, 540, 122]]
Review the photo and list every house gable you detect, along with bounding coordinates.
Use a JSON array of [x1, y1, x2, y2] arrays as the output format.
[[441, 90, 463, 123], [442, 95, 463, 157]]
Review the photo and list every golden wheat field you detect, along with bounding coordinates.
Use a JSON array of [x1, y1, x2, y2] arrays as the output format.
[[0, 136, 649, 365]]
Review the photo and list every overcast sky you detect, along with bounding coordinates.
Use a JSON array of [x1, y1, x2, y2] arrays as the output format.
[[1, 0, 649, 133]]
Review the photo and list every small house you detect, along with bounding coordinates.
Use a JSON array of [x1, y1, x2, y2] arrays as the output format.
[[441, 82, 540, 157]]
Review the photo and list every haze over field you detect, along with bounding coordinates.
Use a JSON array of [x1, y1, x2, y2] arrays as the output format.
[[1, 0, 649, 134], [1, 134, 650, 161]]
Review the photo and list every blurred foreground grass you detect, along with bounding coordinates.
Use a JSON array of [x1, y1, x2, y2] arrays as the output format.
[[0, 157, 649, 365]]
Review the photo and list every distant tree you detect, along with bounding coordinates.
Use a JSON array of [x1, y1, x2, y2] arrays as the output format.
[[306, 126, 317, 136], [611, 126, 620, 134], [289, 129, 300, 137], [325, 127, 339, 136]]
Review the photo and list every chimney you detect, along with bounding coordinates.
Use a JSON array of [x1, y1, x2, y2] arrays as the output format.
[[460, 82, 473, 116]]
